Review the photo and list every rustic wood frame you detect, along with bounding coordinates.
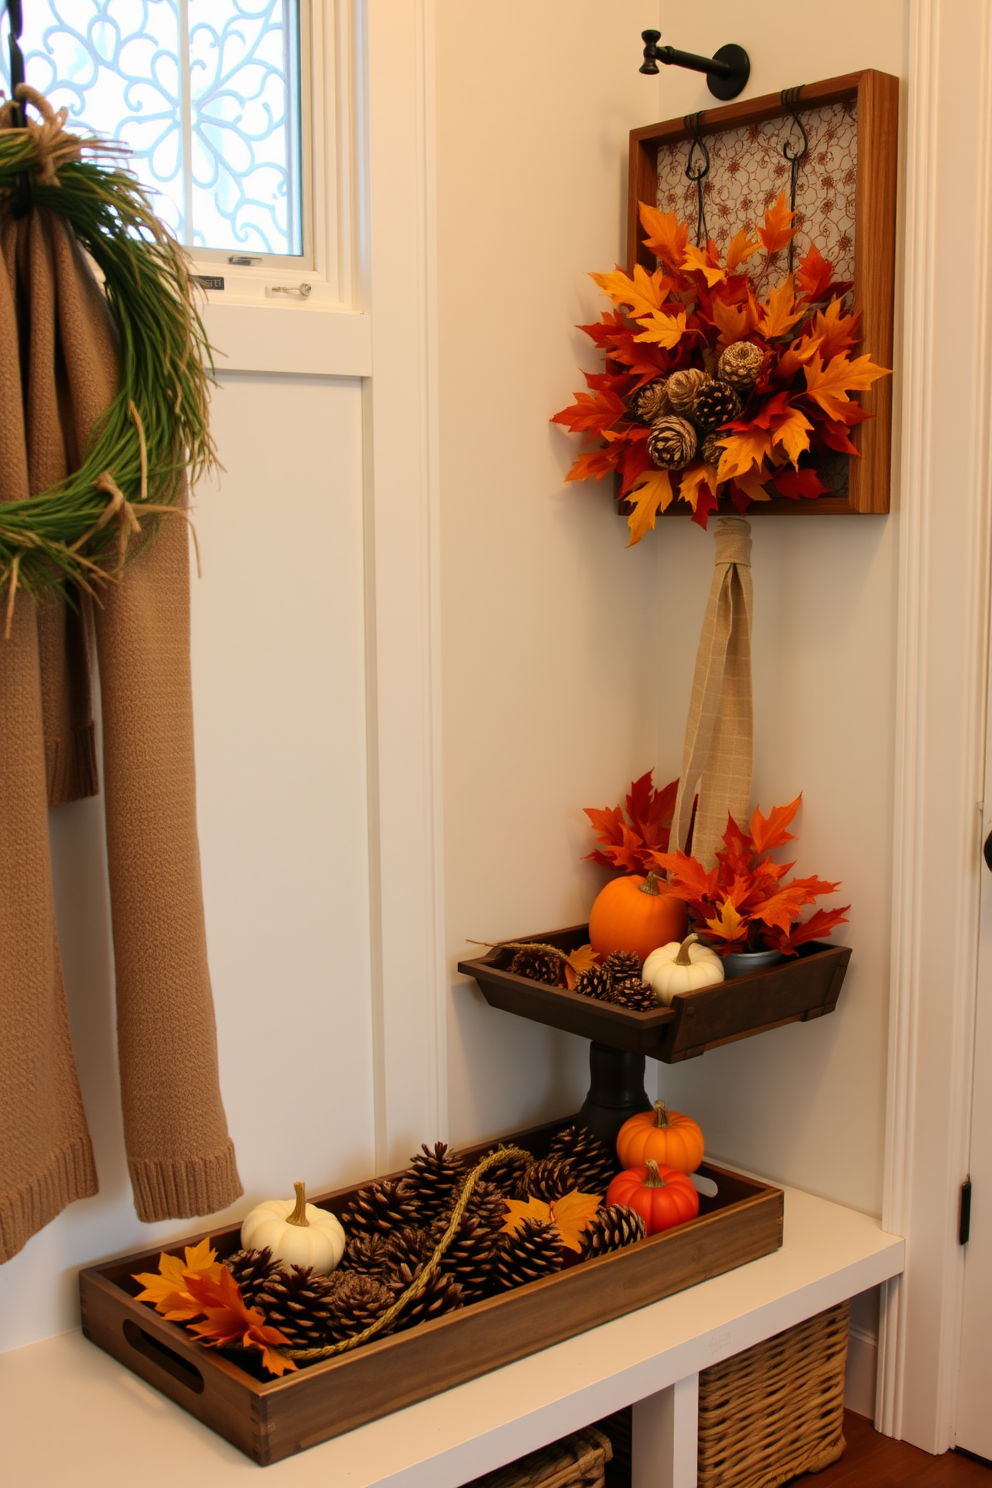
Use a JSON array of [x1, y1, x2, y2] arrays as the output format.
[[624, 69, 898, 517]]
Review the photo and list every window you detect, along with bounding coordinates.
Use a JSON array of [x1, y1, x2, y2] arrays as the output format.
[[1, 0, 305, 258]]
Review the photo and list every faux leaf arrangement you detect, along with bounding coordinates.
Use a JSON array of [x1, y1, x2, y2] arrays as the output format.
[[552, 194, 890, 542], [583, 769, 679, 875]]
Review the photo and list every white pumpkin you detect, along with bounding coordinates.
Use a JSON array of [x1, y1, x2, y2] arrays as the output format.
[[241, 1182, 346, 1275], [643, 934, 725, 1005]]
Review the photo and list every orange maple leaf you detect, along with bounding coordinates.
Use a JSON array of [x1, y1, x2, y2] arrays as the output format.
[[679, 461, 719, 514], [550, 1191, 602, 1252], [704, 899, 748, 944], [809, 298, 861, 361], [133, 1239, 223, 1322], [633, 308, 687, 348], [590, 264, 676, 320], [565, 446, 620, 484], [725, 228, 763, 274], [502, 1195, 552, 1233], [564, 943, 598, 989], [804, 352, 890, 422], [750, 796, 801, 854], [711, 297, 748, 349], [777, 332, 823, 380], [185, 1269, 298, 1377], [771, 406, 813, 466], [734, 470, 773, 504], [625, 469, 673, 545], [716, 428, 774, 485], [681, 244, 726, 287], [639, 202, 689, 269], [757, 192, 798, 255], [759, 277, 804, 340]]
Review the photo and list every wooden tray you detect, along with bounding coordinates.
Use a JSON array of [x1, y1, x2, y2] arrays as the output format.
[[79, 1121, 784, 1466], [458, 928, 850, 1062]]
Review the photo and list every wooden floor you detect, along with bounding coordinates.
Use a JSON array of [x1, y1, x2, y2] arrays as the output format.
[[789, 1411, 992, 1487]]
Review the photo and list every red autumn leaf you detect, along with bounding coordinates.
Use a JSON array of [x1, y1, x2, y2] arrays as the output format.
[[184, 1268, 298, 1378], [795, 245, 835, 302], [565, 445, 622, 483], [750, 796, 801, 853], [809, 299, 862, 360], [772, 468, 829, 501], [818, 419, 861, 456], [551, 387, 626, 436], [652, 850, 721, 903], [776, 904, 851, 952], [584, 769, 679, 874], [757, 192, 798, 255]]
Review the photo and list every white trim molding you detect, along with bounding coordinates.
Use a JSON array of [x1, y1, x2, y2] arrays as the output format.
[[879, 0, 992, 1452], [362, 0, 447, 1169]]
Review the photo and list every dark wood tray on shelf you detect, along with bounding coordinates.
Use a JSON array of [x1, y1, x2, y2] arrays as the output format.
[[79, 1119, 783, 1466], [458, 927, 850, 1063]]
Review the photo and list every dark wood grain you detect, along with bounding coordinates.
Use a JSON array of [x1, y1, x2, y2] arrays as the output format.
[[80, 1127, 783, 1465], [622, 70, 899, 519], [458, 930, 850, 1063]]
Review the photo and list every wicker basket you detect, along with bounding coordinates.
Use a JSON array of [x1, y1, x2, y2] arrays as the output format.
[[463, 1427, 613, 1488], [697, 1301, 850, 1488]]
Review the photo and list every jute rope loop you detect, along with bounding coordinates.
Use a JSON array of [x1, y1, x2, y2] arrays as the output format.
[[671, 515, 753, 867], [277, 1145, 532, 1363], [0, 84, 103, 184]]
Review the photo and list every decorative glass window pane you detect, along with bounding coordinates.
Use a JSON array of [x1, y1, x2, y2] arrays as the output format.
[[1, 0, 303, 256]]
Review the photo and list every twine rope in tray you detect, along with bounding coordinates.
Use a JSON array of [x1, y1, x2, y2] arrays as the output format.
[[277, 1145, 533, 1363]]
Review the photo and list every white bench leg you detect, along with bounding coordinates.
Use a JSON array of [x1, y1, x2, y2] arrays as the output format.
[[631, 1373, 699, 1488]]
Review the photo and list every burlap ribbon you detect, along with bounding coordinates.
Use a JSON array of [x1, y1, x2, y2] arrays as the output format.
[[671, 515, 753, 867]]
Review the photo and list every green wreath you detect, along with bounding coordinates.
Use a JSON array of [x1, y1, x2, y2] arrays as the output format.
[[0, 87, 214, 617]]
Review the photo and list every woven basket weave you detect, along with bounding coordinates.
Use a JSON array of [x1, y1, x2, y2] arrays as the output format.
[[697, 1301, 850, 1488], [463, 1427, 612, 1488]]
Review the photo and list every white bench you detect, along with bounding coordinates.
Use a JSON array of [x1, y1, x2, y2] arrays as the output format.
[[0, 1180, 903, 1488]]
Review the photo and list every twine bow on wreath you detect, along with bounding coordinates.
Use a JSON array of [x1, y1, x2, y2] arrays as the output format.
[[0, 83, 216, 623]]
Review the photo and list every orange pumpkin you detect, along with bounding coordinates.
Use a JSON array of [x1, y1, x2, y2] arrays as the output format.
[[605, 1160, 699, 1235], [588, 872, 687, 964], [616, 1100, 705, 1174]]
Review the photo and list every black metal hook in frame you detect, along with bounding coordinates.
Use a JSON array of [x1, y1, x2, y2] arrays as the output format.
[[5, 0, 31, 217], [683, 113, 710, 248], [780, 86, 809, 274], [640, 31, 750, 101]]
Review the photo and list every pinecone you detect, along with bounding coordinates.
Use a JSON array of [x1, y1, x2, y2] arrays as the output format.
[[224, 1246, 280, 1306], [717, 339, 764, 392], [630, 378, 671, 423], [341, 1176, 417, 1236], [573, 963, 614, 1002], [394, 1269, 465, 1331], [690, 379, 742, 432], [508, 944, 565, 986], [646, 415, 697, 470], [547, 1126, 617, 1195], [405, 1142, 468, 1226], [323, 1272, 396, 1343], [516, 1155, 576, 1203], [665, 367, 710, 414], [463, 1177, 510, 1233], [432, 1209, 500, 1301], [602, 950, 641, 980], [340, 1232, 391, 1281], [494, 1217, 564, 1291], [610, 976, 656, 1011], [479, 1146, 532, 1197], [700, 431, 726, 467], [256, 1265, 338, 1348], [382, 1225, 434, 1292], [579, 1204, 647, 1260]]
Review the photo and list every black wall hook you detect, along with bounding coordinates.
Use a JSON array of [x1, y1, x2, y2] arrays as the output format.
[[640, 31, 750, 101]]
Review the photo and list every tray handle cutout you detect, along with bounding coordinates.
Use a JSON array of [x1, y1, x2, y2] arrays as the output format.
[[691, 1172, 719, 1198], [123, 1319, 205, 1394]]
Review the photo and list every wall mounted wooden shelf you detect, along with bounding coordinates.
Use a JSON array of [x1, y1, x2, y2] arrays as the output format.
[[620, 68, 898, 518], [79, 1121, 783, 1466]]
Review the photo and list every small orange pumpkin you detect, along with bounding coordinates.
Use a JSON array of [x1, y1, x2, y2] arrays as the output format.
[[616, 1100, 705, 1174], [588, 872, 687, 964], [605, 1160, 699, 1235]]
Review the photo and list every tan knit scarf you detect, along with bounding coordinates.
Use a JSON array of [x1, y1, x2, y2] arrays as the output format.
[[0, 203, 241, 1263]]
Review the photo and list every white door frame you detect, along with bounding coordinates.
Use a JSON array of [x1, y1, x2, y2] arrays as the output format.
[[878, 0, 992, 1453]]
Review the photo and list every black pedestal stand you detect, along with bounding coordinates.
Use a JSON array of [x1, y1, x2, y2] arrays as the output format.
[[576, 1041, 653, 1150]]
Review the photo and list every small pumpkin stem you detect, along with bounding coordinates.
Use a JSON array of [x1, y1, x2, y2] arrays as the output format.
[[674, 933, 698, 966], [654, 1100, 670, 1128], [639, 872, 661, 898], [644, 1159, 665, 1188], [286, 1181, 309, 1227]]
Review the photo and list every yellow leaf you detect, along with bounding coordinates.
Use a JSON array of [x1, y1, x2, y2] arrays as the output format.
[[678, 461, 719, 514], [502, 1195, 551, 1235], [564, 944, 598, 989], [771, 406, 813, 466], [549, 1190, 602, 1253], [716, 428, 774, 485], [681, 244, 726, 287], [133, 1240, 221, 1321], [589, 264, 675, 320], [725, 228, 762, 274], [632, 308, 687, 349], [704, 899, 747, 943], [625, 470, 673, 546], [758, 277, 804, 340]]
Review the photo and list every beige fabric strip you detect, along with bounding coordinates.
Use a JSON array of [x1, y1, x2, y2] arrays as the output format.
[[671, 515, 753, 868]]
